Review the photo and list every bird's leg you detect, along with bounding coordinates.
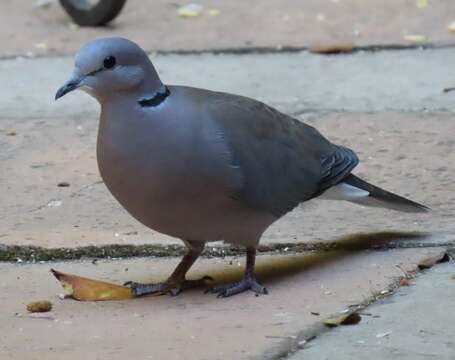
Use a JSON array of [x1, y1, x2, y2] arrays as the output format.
[[125, 242, 211, 297], [207, 247, 268, 297]]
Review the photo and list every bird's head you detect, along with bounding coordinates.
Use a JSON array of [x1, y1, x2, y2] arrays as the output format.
[[55, 37, 161, 102]]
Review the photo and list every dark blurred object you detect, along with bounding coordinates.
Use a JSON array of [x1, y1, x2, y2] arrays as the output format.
[[59, 0, 127, 26], [309, 43, 355, 54]]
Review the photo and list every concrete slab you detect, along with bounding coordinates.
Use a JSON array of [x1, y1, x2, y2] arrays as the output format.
[[1, 110, 453, 249], [0, 247, 447, 359], [2, 0, 455, 57], [1, 49, 454, 249], [288, 261, 455, 360], [1, 4, 453, 359], [3, 48, 455, 119]]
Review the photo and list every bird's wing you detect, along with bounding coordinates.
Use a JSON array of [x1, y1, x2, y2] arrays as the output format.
[[206, 91, 358, 217]]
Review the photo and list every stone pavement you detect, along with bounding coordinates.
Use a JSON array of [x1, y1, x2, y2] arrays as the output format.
[[1, 5, 455, 358], [0, 248, 450, 359], [1, 48, 455, 250], [289, 261, 455, 360], [2, 0, 455, 56]]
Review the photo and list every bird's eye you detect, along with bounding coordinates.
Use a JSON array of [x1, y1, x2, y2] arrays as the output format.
[[103, 56, 116, 69]]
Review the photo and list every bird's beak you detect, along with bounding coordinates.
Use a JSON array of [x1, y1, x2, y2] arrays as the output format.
[[55, 73, 85, 100]]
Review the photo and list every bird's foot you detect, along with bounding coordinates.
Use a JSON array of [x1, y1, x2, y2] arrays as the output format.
[[206, 275, 268, 298], [125, 276, 213, 297]]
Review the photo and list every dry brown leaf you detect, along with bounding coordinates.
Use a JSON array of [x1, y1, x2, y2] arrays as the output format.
[[51, 269, 134, 301], [449, 275, 455, 280], [403, 35, 426, 43], [399, 278, 413, 286], [323, 311, 361, 327], [27, 300, 52, 313], [417, 252, 449, 269], [309, 43, 354, 54]]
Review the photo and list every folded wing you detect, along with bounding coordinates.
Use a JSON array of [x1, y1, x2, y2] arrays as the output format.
[[208, 91, 358, 217]]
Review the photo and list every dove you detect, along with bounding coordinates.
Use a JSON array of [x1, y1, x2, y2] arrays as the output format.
[[56, 37, 428, 297]]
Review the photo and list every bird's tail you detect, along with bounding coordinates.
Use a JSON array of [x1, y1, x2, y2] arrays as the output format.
[[319, 174, 429, 213]]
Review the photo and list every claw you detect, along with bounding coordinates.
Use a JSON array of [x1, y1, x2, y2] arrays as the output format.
[[207, 276, 268, 298], [169, 287, 181, 297], [124, 276, 213, 297]]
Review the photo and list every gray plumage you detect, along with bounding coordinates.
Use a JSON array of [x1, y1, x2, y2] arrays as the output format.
[[55, 37, 428, 297]]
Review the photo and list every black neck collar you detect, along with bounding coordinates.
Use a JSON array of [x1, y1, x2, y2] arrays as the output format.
[[138, 85, 170, 107]]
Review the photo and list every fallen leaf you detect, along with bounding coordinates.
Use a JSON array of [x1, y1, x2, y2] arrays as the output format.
[[448, 21, 455, 33], [416, 0, 428, 9], [449, 275, 455, 280], [26, 300, 52, 313], [51, 269, 134, 301], [417, 252, 449, 269], [310, 43, 354, 54], [403, 35, 426, 43], [323, 311, 361, 327], [177, 3, 203, 17], [208, 9, 221, 16], [399, 277, 413, 286]]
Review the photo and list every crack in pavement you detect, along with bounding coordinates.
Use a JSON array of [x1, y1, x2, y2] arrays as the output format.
[[1, 231, 453, 262], [2, 42, 455, 60], [262, 250, 454, 360]]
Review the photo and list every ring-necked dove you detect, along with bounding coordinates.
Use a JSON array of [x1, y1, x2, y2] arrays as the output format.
[[56, 37, 428, 297]]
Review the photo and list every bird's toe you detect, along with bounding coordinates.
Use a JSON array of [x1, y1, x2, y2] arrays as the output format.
[[125, 276, 213, 297], [207, 277, 268, 298], [124, 281, 169, 296]]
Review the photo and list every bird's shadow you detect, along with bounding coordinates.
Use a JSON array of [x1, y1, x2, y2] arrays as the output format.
[[192, 231, 430, 287]]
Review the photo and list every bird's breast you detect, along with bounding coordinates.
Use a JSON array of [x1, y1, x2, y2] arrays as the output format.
[[95, 103, 243, 239]]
